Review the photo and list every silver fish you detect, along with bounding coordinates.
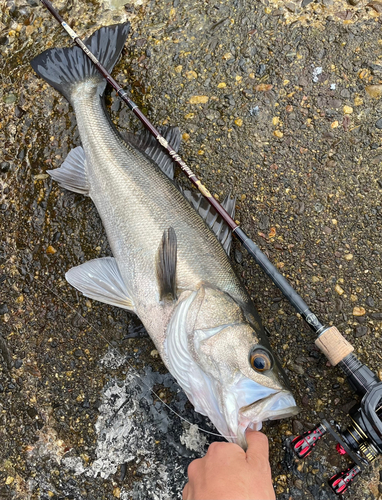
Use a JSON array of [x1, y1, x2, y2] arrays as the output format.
[[31, 23, 298, 447]]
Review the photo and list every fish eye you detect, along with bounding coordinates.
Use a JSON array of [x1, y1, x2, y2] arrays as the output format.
[[249, 348, 273, 372]]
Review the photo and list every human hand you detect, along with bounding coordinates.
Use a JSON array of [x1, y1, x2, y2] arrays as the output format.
[[182, 430, 275, 500]]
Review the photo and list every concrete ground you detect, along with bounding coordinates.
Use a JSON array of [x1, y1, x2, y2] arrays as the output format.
[[1, 0, 382, 498]]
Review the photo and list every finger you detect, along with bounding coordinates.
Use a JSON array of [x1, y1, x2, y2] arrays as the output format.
[[187, 457, 202, 479], [182, 482, 189, 499], [207, 441, 244, 458], [245, 430, 270, 465]]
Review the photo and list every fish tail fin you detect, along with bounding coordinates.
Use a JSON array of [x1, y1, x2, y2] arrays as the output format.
[[30, 23, 130, 103]]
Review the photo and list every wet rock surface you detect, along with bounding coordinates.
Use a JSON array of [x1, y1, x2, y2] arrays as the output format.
[[1, 0, 382, 498]]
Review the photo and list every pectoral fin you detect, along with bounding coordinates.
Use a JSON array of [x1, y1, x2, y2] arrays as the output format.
[[66, 257, 135, 311], [156, 227, 177, 301], [47, 146, 90, 195]]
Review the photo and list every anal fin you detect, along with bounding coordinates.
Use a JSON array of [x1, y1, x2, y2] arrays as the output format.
[[156, 227, 177, 301], [47, 146, 90, 195], [66, 257, 135, 312]]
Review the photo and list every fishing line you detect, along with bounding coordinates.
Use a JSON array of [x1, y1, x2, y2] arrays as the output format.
[[34, 277, 235, 439]]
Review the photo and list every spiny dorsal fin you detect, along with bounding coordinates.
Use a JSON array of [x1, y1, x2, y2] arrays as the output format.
[[123, 126, 181, 180], [156, 227, 177, 302], [181, 190, 236, 256], [124, 125, 235, 256]]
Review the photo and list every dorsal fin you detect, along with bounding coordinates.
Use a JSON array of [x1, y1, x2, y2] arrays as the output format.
[[123, 126, 235, 256], [182, 189, 236, 256], [156, 227, 177, 302], [123, 126, 181, 180]]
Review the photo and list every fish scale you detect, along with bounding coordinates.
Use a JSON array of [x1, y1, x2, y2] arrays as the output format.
[[73, 83, 243, 308]]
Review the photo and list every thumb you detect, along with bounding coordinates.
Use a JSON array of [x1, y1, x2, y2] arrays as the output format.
[[245, 430, 270, 463]]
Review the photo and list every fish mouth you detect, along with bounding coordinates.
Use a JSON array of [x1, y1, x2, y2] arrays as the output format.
[[236, 390, 299, 447]]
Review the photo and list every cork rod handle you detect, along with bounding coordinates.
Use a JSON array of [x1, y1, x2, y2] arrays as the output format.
[[315, 326, 354, 366]]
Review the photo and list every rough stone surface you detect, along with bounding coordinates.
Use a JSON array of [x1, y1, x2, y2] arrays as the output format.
[[1, 0, 382, 499]]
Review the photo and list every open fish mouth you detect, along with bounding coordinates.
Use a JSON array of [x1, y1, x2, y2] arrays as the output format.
[[236, 391, 299, 447]]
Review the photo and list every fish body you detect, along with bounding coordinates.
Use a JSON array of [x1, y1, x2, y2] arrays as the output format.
[[31, 23, 298, 446]]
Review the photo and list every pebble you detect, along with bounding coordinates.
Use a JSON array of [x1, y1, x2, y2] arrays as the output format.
[[151, 349, 159, 358], [254, 84, 273, 92], [343, 105, 353, 114], [292, 419, 304, 435], [369, 2, 382, 13], [258, 215, 270, 230], [335, 284, 344, 295], [0, 303, 8, 315], [366, 85, 382, 98], [15, 105, 25, 118], [355, 325, 368, 338], [353, 306, 366, 316], [344, 253, 353, 260], [285, 2, 297, 12], [289, 362, 304, 375], [3, 94, 17, 104], [46, 245, 57, 254], [185, 70, 197, 80], [365, 296, 375, 307], [294, 479, 303, 489], [234, 249, 243, 264], [275, 485, 284, 495], [355, 316, 366, 324], [375, 118, 382, 129], [256, 64, 266, 76], [235, 118, 243, 127], [0, 162, 10, 173], [189, 95, 208, 104], [370, 312, 382, 320], [14, 359, 23, 369]]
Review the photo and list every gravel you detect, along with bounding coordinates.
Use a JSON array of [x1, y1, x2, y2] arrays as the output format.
[[1, 0, 382, 499]]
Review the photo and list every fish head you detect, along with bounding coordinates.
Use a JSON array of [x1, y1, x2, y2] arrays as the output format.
[[195, 320, 299, 448], [166, 286, 299, 448]]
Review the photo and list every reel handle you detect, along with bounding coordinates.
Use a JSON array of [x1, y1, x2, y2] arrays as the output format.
[[291, 423, 327, 459], [329, 464, 362, 495]]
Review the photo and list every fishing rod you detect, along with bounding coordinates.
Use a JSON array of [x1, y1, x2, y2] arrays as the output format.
[[38, 1, 382, 494], [39, 0, 328, 338]]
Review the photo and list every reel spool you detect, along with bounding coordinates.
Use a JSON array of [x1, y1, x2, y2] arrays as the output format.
[[291, 351, 382, 495]]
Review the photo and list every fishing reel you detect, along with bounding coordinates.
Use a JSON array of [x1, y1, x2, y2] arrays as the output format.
[[291, 352, 382, 495]]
